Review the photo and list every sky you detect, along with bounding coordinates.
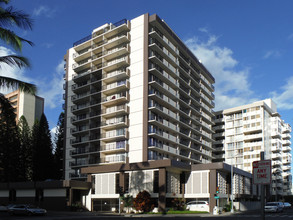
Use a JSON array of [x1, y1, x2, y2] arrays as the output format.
[[1, 0, 293, 136]]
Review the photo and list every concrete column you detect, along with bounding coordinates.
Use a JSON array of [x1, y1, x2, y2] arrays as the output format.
[[209, 170, 217, 213], [158, 168, 166, 212]]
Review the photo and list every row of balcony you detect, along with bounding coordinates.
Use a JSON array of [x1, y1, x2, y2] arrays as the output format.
[[69, 154, 126, 167], [71, 130, 129, 145]]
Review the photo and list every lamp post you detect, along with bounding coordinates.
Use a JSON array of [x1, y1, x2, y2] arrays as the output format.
[[231, 159, 234, 213]]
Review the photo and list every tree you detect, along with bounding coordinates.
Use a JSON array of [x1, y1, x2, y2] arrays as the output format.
[[17, 115, 33, 181], [0, 0, 36, 95], [31, 114, 54, 181], [122, 194, 133, 213], [0, 93, 20, 182], [52, 112, 64, 180], [133, 190, 154, 213]]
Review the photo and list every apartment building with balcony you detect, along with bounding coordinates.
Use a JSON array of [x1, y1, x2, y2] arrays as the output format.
[[4, 89, 44, 127], [212, 99, 292, 199], [63, 13, 216, 211]]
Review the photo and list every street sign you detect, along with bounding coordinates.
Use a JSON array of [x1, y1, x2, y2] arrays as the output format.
[[252, 160, 271, 185]]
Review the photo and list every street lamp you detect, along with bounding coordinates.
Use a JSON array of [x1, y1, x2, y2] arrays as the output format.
[[231, 160, 234, 213]]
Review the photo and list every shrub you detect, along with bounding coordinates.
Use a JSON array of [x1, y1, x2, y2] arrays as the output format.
[[133, 190, 154, 213]]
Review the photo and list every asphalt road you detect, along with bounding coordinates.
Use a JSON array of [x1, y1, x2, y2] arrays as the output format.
[[1, 208, 293, 220]]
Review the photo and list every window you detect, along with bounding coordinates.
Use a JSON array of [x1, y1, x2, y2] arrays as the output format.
[[124, 173, 129, 193], [115, 173, 120, 194]]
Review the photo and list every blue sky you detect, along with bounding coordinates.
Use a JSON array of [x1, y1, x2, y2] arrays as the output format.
[[1, 0, 293, 134]]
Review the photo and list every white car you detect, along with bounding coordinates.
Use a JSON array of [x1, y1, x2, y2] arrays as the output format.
[[284, 202, 291, 208], [265, 202, 283, 213], [8, 204, 47, 216], [186, 201, 209, 212]]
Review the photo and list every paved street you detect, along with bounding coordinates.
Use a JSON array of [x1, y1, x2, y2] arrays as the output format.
[[1, 208, 293, 220]]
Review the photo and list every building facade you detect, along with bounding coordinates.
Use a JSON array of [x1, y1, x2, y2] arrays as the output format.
[[4, 89, 44, 127], [212, 99, 292, 199], [63, 13, 216, 211]]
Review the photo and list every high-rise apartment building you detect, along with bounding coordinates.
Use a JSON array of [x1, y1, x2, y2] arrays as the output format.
[[4, 89, 44, 127], [212, 99, 292, 199], [63, 13, 215, 210]]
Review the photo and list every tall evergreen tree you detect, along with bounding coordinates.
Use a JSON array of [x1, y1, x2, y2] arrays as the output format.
[[0, 93, 20, 182], [18, 115, 33, 181], [31, 113, 54, 181], [53, 112, 64, 180]]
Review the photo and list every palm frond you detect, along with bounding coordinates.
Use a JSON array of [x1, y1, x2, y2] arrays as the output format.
[[0, 55, 30, 68], [0, 28, 34, 51], [0, 76, 36, 95], [0, 6, 33, 30]]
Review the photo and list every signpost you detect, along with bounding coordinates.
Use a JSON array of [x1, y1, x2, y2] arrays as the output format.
[[252, 153, 271, 220]]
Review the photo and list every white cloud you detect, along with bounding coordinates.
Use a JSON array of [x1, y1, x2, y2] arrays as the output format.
[[185, 36, 256, 111], [263, 50, 281, 59], [33, 5, 56, 18], [270, 76, 293, 110], [37, 60, 65, 109]]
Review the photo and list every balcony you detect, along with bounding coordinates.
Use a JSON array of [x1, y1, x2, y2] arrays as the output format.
[[271, 153, 282, 160], [102, 80, 130, 96], [101, 104, 129, 118], [100, 154, 126, 164], [243, 133, 262, 141], [283, 140, 291, 146], [71, 114, 90, 124], [103, 68, 130, 84], [103, 56, 130, 72], [70, 137, 89, 145], [283, 146, 292, 152], [148, 144, 179, 156], [73, 46, 91, 62], [101, 92, 129, 107], [70, 126, 90, 136], [100, 141, 127, 154], [70, 147, 100, 157], [100, 118, 129, 130], [100, 130, 129, 142], [282, 133, 291, 139]]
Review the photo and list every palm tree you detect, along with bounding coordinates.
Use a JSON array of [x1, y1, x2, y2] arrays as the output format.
[[0, 0, 36, 94]]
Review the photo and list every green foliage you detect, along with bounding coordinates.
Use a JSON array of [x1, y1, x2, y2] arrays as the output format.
[[31, 114, 54, 181], [122, 194, 133, 213], [171, 197, 185, 211], [52, 112, 64, 180], [17, 116, 33, 181], [0, 0, 36, 95], [133, 190, 154, 213], [0, 94, 20, 182]]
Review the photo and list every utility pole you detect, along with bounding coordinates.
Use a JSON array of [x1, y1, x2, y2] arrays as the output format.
[[260, 151, 265, 220]]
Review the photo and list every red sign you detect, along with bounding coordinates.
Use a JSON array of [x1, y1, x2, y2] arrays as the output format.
[[252, 160, 271, 185]]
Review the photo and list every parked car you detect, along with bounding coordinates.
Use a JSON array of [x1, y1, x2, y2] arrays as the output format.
[[284, 202, 291, 208], [186, 201, 209, 212], [0, 204, 7, 212], [265, 202, 283, 213], [8, 204, 47, 216]]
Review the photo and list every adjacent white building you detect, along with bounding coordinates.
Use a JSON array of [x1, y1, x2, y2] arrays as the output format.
[[213, 99, 292, 199]]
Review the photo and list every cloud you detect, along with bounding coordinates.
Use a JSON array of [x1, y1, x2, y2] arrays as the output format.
[[33, 5, 56, 18], [185, 36, 256, 111], [42, 42, 54, 49], [263, 50, 281, 59], [37, 60, 65, 109], [270, 76, 293, 110]]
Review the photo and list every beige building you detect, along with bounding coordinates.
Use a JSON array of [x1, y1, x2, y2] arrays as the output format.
[[5, 89, 44, 127], [212, 99, 292, 199], [63, 13, 217, 211]]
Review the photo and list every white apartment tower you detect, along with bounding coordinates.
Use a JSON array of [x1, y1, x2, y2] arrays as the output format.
[[63, 13, 215, 211], [213, 99, 292, 199]]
